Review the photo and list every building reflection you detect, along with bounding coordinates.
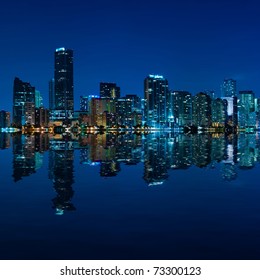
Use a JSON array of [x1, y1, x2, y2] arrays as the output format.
[[143, 133, 169, 186], [0, 133, 11, 149], [12, 134, 36, 182], [12, 133, 49, 182], [49, 138, 75, 215], [3, 131, 260, 213], [221, 134, 238, 181]]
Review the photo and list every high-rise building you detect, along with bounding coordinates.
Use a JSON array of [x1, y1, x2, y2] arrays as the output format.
[[211, 98, 227, 126], [80, 95, 99, 111], [89, 97, 116, 126], [0, 110, 11, 128], [54, 47, 74, 116], [192, 92, 211, 128], [256, 98, 260, 128], [100, 82, 120, 99], [35, 107, 49, 127], [221, 79, 237, 97], [100, 82, 120, 98], [221, 79, 238, 128], [238, 90, 256, 128], [125, 94, 142, 113], [49, 78, 55, 110], [144, 74, 170, 127], [35, 90, 43, 108], [171, 91, 192, 127], [13, 77, 35, 126]]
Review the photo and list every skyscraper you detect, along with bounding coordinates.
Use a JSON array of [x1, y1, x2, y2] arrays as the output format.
[[35, 90, 43, 108], [54, 47, 74, 117], [13, 77, 35, 126], [144, 74, 170, 127], [100, 82, 120, 99], [221, 79, 238, 127], [171, 91, 192, 127], [221, 79, 237, 97], [211, 98, 227, 126], [238, 90, 256, 128], [0, 110, 10, 128], [49, 78, 55, 110], [192, 92, 211, 128]]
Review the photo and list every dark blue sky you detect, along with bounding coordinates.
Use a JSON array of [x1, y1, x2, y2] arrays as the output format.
[[1, 0, 260, 112]]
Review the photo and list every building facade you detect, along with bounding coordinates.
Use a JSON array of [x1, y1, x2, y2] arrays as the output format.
[[238, 90, 256, 128], [192, 92, 211, 128], [144, 75, 170, 127], [0, 110, 11, 128], [221, 78, 237, 97], [54, 47, 74, 118], [100, 82, 120, 99], [13, 77, 36, 126], [171, 91, 192, 127]]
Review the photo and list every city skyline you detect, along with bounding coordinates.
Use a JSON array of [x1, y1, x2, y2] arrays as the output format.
[[1, 0, 260, 113]]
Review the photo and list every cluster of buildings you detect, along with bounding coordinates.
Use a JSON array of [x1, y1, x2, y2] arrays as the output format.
[[0, 47, 260, 131]]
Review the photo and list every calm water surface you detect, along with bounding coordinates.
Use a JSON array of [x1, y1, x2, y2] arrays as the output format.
[[0, 132, 260, 259]]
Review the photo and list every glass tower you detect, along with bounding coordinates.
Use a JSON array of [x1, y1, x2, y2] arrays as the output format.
[[54, 48, 74, 114], [144, 74, 170, 127]]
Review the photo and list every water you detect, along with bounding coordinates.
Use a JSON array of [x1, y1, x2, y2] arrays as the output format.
[[0, 132, 260, 259]]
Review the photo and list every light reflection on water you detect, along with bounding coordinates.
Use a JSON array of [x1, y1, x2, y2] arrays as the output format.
[[0, 132, 260, 259]]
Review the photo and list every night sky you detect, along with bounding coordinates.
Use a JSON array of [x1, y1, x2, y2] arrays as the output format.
[[1, 0, 260, 112]]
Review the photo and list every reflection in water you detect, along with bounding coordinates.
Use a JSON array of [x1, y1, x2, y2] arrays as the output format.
[[49, 139, 75, 215], [5, 132, 260, 213]]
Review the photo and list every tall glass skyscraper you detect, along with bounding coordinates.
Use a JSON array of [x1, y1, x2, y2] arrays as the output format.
[[238, 90, 256, 128], [171, 91, 192, 127], [221, 79, 237, 97], [192, 92, 212, 128], [221, 79, 238, 127], [144, 75, 170, 127], [49, 78, 55, 110], [13, 77, 35, 126], [54, 48, 74, 115]]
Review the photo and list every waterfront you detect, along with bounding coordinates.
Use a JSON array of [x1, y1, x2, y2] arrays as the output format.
[[0, 132, 260, 259]]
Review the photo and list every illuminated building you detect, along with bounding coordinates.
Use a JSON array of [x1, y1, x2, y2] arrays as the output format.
[[238, 90, 256, 128], [220, 79, 238, 127], [100, 82, 120, 99], [89, 97, 116, 126], [144, 74, 170, 127], [192, 92, 211, 128], [13, 77, 35, 126], [49, 78, 55, 110], [54, 47, 74, 120], [35, 90, 43, 108], [24, 102, 35, 125], [35, 107, 49, 127], [171, 91, 192, 127], [221, 79, 237, 97], [211, 98, 227, 127], [256, 98, 260, 128], [80, 95, 99, 111], [125, 94, 142, 113], [0, 110, 11, 128]]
